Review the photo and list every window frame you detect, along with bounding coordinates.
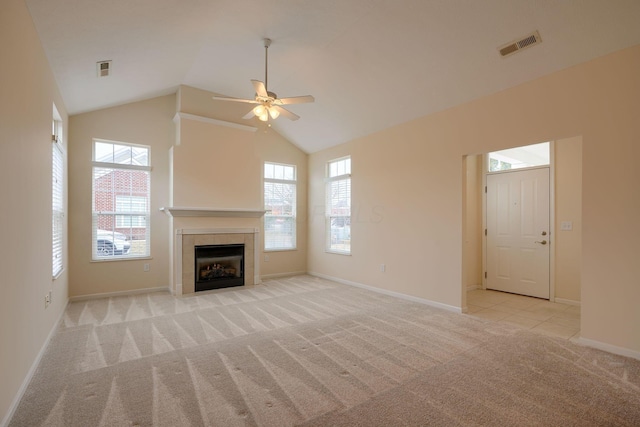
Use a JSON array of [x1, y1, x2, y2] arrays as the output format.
[[92, 139, 152, 261], [325, 156, 351, 255], [264, 162, 297, 251], [487, 142, 550, 173]]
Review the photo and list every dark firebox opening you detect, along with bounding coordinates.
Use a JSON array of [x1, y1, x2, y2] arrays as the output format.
[[195, 244, 244, 292]]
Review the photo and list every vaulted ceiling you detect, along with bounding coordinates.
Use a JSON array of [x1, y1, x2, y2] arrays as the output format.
[[26, 0, 640, 153]]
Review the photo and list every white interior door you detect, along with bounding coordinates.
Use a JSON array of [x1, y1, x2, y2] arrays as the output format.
[[486, 168, 550, 299]]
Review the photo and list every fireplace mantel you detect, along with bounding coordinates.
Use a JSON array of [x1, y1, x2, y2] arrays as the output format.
[[160, 207, 266, 218]]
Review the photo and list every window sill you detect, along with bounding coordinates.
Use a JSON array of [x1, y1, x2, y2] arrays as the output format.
[[325, 250, 351, 256], [52, 269, 65, 281], [91, 256, 153, 263], [264, 248, 297, 253]]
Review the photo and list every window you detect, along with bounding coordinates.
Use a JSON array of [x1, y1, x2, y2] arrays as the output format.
[[488, 142, 550, 172], [52, 109, 64, 278], [92, 140, 151, 259], [326, 157, 351, 254], [264, 162, 296, 250]]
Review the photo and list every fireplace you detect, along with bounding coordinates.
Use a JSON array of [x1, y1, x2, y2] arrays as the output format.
[[174, 228, 259, 295], [195, 244, 244, 291]]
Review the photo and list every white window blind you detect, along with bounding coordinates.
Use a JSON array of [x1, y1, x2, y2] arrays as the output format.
[[92, 140, 151, 259], [326, 157, 351, 254], [115, 195, 147, 228], [52, 118, 64, 278], [264, 162, 296, 250]]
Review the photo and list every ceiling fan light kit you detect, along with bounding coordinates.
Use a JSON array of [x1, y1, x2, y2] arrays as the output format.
[[212, 38, 314, 122], [252, 101, 279, 121]]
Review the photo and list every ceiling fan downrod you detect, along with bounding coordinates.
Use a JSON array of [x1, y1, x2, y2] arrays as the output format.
[[263, 38, 271, 93]]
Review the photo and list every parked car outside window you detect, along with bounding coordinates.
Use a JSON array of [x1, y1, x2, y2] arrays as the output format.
[[96, 229, 131, 256]]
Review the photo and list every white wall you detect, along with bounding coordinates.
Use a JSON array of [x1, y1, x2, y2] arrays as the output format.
[[309, 45, 640, 354], [0, 0, 69, 422]]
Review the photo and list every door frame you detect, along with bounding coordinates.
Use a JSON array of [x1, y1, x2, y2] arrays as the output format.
[[481, 141, 556, 301]]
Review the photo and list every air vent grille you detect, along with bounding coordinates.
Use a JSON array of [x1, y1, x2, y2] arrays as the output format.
[[499, 44, 519, 57], [498, 31, 541, 57], [97, 60, 112, 77]]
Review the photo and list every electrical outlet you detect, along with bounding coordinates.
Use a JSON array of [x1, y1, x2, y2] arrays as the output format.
[[264, 254, 270, 262], [380, 264, 386, 272], [144, 263, 150, 272]]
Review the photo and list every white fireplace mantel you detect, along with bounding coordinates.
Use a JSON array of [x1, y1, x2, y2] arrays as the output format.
[[160, 207, 266, 218]]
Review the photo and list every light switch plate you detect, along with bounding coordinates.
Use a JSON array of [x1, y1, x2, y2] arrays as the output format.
[[560, 221, 573, 231]]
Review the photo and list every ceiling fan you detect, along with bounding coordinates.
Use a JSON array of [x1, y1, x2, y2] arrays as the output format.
[[212, 38, 314, 122]]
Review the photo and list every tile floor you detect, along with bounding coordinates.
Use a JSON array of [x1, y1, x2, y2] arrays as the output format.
[[466, 288, 581, 340]]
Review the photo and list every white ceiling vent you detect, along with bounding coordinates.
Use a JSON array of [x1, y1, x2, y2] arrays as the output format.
[[96, 60, 112, 77], [498, 31, 542, 57]]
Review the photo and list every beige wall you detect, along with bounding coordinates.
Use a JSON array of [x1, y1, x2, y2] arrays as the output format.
[[462, 137, 582, 307], [2, 4, 637, 421], [172, 86, 308, 281], [0, 0, 69, 422], [309, 45, 640, 353], [464, 139, 582, 304], [67, 85, 308, 298], [554, 136, 583, 302], [173, 119, 262, 208], [308, 127, 466, 309], [462, 154, 483, 295], [68, 95, 175, 296]]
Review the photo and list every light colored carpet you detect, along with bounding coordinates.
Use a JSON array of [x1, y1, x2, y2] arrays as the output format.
[[9, 275, 640, 426]]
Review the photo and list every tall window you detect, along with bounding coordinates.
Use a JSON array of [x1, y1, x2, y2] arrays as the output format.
[[92, 140, 150, 259], [264, 162, 296, 250], [52, 110, 64, 278], [326, 156, 351, 254]]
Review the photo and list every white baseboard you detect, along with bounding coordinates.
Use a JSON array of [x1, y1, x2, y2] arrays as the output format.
[[69, 286, 170, 302], [308, 272, 462, 314], [1, 298, 69, 427], [553, 297, 581, 306], [261, 271, 307, 280], [466, 284, 479, 291], [174, 283, 183, 296], [576, 337, 640, 361]]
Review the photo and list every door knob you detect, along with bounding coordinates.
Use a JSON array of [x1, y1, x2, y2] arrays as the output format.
[[534, 240, 547, 245], [541, 231, 547, 236]]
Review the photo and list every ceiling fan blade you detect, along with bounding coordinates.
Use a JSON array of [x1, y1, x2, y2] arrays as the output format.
[[212, 95, 258, 104], [272, 105, 300, 121], [242, 109, 256, 120], [251, 80, 268, 98], [275, 95, 315, 105]]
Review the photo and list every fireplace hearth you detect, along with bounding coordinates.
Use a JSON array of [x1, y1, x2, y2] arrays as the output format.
[[195, 244, 244, 291]]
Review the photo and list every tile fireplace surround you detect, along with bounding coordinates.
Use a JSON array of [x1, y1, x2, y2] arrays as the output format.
[[175, 228, 259, 295]]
